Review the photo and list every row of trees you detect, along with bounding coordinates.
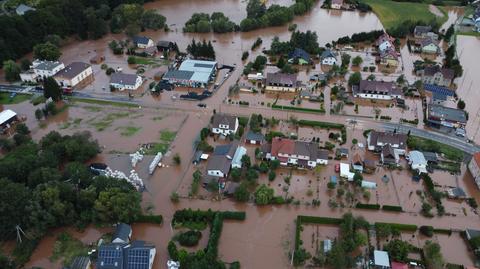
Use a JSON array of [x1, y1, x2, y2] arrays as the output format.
[[186, 39, 216, 59], [0, 0, 165, 67], [269, 30, 321, 57], [184, 12, 237, 33], [0, 129, 142, 265], [240, 0, 314, 31]]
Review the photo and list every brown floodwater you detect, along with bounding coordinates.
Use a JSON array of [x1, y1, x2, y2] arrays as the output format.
[[5, 1, 480, 268]]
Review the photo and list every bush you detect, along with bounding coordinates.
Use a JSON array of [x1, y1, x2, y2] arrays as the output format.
[[176, 230, 202, 246], [220, 211, 246, 220], [382, 205, 403, 212], [356, 203, 380, 210], [375, 222, 417, 231], [420, 225, 434, 237], [136, 214, 163, 224]]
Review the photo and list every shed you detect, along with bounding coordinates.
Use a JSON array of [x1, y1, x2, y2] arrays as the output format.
[[245, 131, 264, 144], [231, 146, 247, 169], [330, 175, 337, 185], [447, 187, 466, 199], [373, 250, 390, 268], [192, 150, 203, 164], [112, 223, 132, 243], [361, 180, 377, 189], [340, 163, 354, 181]]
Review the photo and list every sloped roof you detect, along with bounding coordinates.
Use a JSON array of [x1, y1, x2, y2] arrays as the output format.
[[113, 223, 131, 242], [212, 113, 237, 130], [55, 62, 90, 79], [0, 109, 17, 126], [133, 36, 152, 45], [288, 48, 311, 62], [423, 65, 454, 80], [370, 131, 407, 149], [110, 73, 139, 86], [271, 137, 295, 156], [408, 151, 427, 166], [428, 104, 467, 124], [414, 26, 432, 36], [321, 49, 336, 59], [246, 131, 264, 142], [374, 250, 390, 267], [266, 72, 297, 86], [358, 80, 397, 95], [206, 155, 231, 174]]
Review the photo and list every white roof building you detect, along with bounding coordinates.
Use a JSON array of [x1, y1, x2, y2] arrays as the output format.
[[231, 146, 247, 169], [407, 151, 427, 174], [374, 250, 390, 268], [0, 109, 17, 127], [340, 163, 354, 181]]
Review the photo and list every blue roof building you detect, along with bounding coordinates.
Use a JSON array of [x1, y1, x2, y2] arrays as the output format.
[[97, 241, 156, 269], [288, 48, 311, 65]]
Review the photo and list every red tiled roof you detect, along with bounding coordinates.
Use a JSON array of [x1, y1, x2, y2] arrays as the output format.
[[473, 152, 480, 167], [271, 137, 295, 157], [392, 262, 408, 269]]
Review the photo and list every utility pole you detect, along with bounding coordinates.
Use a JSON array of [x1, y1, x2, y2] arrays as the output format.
[[16, 225, 26, 243]]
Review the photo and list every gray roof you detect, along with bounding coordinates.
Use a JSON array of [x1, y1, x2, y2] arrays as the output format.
[[69, 256, 90, 269], [133, 36, 151, 45], [266, 72, 297, 86], [370, 131, 407, 150], [157, 40, 173, 48], [55, 62, 90, 79], [414, 25, 432, 36], [125, 241, 155, 269], [163, 70, 194, 80], [450, 187, 466, 198], [206, 155, 231, 174], [423, 65, 455, 80], [408, 150, 427, 166], [246, 131, 264, 142], [113, 223, 131, 242], [110, 73, 138, 86], [225, 182, 240, 195], [357, 80, 399, 96], [419, 37, 438, 48], [212, 113, 237, 130], [422, 151, 438, 162], [35, 61, 63, 71], [321, 49, 336, 59], [213, 143, 237, 157], [428, 104, 467, 124], [97, 243, 127, 269]]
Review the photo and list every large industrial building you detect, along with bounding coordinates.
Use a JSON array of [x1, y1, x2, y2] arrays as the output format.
[[163, 59, 217, 88]]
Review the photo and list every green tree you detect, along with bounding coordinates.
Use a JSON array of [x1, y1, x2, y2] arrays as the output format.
[[254, 184, 274, 205], [3, 60, 21, 82], [33, 42, 61, 61], [246, 0, 266, 18], [230, 168, 241, 182], [457, 99, 465, 110], [268, 170, 276, 181], [353, 172, 363, 186], [16, 123, 30, 135], [94, 187, 141, 223], [43, 77, 62, 101], [234, 182, 250, 202], [0, 178, 29, 240], [245, 168, 258, 182], [258, 162, 269, 173], [384, 239, 412, 263], [352, 56, 363, 66], [270, 159, 280, 170], [20, 58, 32, 71], [348, 72, 361, 86], [173, 153, 181, 165], [241, 155, 251, 168], [341, 53, 351, 67], [141, 10, 166, 30], [424, 241, 444, 269]]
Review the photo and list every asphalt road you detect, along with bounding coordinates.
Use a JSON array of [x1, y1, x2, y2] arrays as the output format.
[[2, 83, 479, 155]]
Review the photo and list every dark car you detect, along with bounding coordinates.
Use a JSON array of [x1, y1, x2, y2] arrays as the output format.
[[197, 103, 207, 108]]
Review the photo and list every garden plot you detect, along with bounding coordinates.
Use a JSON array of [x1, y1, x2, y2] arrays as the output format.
[[300, 224, 340, 256]]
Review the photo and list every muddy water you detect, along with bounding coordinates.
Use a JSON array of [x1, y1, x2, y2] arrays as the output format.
[[455, 36, 480, 143]]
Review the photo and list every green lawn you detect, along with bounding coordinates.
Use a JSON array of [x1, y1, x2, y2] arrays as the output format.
[[362, 0, 446, 29], [116, 126, 142, 136], [0, 92, 31, 104], [50, 233, 89, 266]]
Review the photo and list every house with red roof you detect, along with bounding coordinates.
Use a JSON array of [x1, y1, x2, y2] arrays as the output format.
[[261, 137, 329, 168], [468, 152, 480, 189]]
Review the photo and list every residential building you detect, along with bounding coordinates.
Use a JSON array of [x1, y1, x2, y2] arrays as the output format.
[[413, 26, 432, 39], [157, 41, 174, 52], [420, 65, 455, 87], [245, 131, 264, 145], [0, 109, 18, 131], [206, 141, 242, 178], [112, 223, 132, 243], [19, 70, 38, 83], [468, 152, 480, 189], [133, 36, 154, 48], [426, 104, 467, 129], [97, 241, 156, 269], [340, 163, 354, 180], [163, 59, 217, 88], [336, 148, 349, 158], [367, 131, 407, 155], [211, 113, 238, 136], [447, 187, 466, 199], [54, 62, 93, 88], [16, 4, 35, 15], [382, 145, 399, 165], [378, 49, 399, 67], [417, 37, 439, 54], [331, 0, 343, 9], [352, 80, 402, 100], [407, 151, 427, 174], [352, 153, 363, 172], [373, 250, 390, 269], [363, 158, 376, 173], [288, 48, 311, 65], [320, 49, 337, 65], [265, 72, 302, 92], [376, 33, 395, 53], [110, 73, 143, 91], [263, 137, 329, 168], [31, 60, 65, 78], [69, 256, 91, 269], [231, 145, 247, 169]]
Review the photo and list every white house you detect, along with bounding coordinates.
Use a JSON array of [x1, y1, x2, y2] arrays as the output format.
[[211, 114, 238, 136], [206, 142, 239, 178], [19, 70, 38, 83], [263, 137, 328, 168], [367, 131, 407, 154], [31, 60, 65, 78], [340, 162, 354, 181], [110, 73, 143, 91], [376, 33, 395, 53], [407, 151, 427, 174], [133, 36, 155, 49], [54, 62, 93, 88], [468, 152, 480, 189], [321, 50, 337, 65]]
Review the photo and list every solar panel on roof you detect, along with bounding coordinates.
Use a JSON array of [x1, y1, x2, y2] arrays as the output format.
[[194, 63, 214, 68], [424, 84, 454, 97]]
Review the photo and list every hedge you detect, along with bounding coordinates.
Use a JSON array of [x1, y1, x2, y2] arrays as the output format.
[[221, 211, 246, 220], [136, 214, 163, 224], [298, 120, 344, 129], [298, 215, 343, 225], [272, 104, 326, 114], [382, 205, 403, 212], [375, 222, 417, 231], [433, 228, 452, 235], [356, 203, 381, 210]]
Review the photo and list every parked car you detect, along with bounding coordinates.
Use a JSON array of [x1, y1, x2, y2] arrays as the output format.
[[197, 103, 207, 108]]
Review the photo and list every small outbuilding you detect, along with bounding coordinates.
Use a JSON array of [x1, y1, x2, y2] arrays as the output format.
[[0, 109, 18, 131], [373, 250, 390, 269], [245, 131, 264, 145], [407, 151, 427, 174], [340, 163, 354, 181]]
